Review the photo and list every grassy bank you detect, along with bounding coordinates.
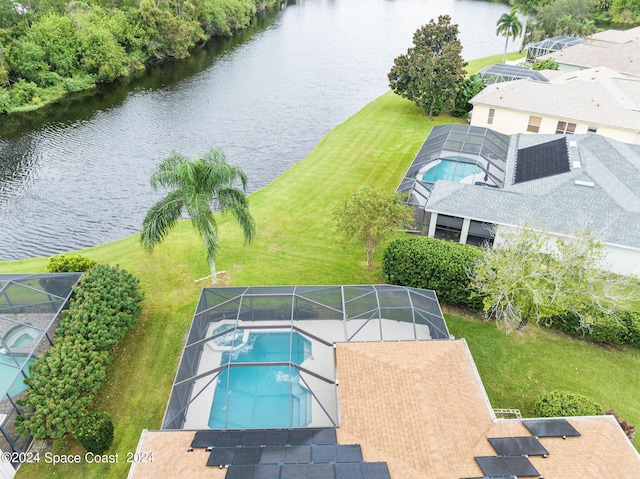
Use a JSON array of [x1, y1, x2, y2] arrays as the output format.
[[3, 87, 639, 478]]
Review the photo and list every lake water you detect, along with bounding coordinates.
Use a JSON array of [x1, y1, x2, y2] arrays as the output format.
[[0, 0, 511, 260]]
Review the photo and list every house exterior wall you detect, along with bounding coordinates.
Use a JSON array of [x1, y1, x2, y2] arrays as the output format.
[[494, 224, 640, 276], [470, 104, 640, 144]]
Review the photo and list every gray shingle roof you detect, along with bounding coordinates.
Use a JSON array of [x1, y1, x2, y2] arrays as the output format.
[[426, 134, 640, 249], [539, 40, 640, 76], [470, 67, 640, 131]]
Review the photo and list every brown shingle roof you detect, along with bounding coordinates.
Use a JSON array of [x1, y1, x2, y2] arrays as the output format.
[[128, 339, 640, 479], [335, 340, 640, 479]]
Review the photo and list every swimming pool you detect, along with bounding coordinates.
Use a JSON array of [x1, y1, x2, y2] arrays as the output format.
[[208, 332, 312, 429], [0, 354, 34, 398], [421, 157, 483, 183]]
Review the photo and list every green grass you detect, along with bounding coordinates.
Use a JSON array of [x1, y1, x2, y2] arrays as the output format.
[[466, 51, 526, 75], [446, 308, 640, 448], [3, 85, 639, 478]]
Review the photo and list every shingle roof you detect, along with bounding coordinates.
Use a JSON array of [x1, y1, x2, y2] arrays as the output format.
[[470, 67, 640, 132], [539, 40, 640, 76], [426, 134, 640, 249], [590, 26, 640, 45], [335, 340, 640, 479]]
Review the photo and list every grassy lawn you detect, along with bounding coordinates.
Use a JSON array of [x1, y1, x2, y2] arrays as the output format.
[[2, 80, 639, 478]]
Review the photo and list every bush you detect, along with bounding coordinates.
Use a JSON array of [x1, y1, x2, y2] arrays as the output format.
[[46, 254, 97, 272], [606, 409, 636, 442], [382, 236, 485, 309], [546, 307, 640, 348], [534, 390, 604, 418], [16, 264, 143, 439], [75, 411, 114, 454]]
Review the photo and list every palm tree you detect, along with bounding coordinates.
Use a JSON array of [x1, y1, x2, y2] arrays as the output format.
[[141, 148, 256, 284], [510, 0, 541, 51], [496, 8, 523, 64]]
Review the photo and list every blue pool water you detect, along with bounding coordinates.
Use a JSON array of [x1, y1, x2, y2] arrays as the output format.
[[422, 158, 483, 183], [0, 355, 34, 398], [209, 332, 312, 429]]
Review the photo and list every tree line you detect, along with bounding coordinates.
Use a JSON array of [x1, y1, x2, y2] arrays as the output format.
[[0, 0, 278, 113]]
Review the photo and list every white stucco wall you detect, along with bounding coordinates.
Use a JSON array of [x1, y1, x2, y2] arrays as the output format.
[[470, 104, 640, 145], [494, 225, 640, 277]]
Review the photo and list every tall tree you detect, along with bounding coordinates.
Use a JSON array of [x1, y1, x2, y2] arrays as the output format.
[[141, 148, 255, 284], [496, 8, 522, 64], [333, 187, 413, 267], [469, 225, 636, 332], [510, 0, 542, 50], [529, 0, 598, 42], [388, 15, 466, 121]]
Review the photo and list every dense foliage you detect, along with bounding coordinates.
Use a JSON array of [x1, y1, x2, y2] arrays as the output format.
[[16, 264, 144, 440], [534, 390, 604, 417], [451, 73, 485, 118], [607, 409, 637, 442], [469, 226, 636, 331], [75, 411, 115, 454], [333, 188, 413, 267], [382, 236, 484, 308], [388, 15, 466, 120], [0, 0, 277, 112], [46, 254, 97, 272], [545, 307, 640, 347]]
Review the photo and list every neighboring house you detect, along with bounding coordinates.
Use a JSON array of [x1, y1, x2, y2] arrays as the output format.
[[469, 67, 640, 145], [526, 35, 586, 61], [538, 38, 640, 76], [589, 25, 640, 46], [398, 124, 640, 276], [477, 63, 549, 85]]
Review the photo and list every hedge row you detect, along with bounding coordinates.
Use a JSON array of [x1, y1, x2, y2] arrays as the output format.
[[545, 307, 640, 348], [534, 390, 604, 417], [16, 264, 144, 440], [382, 236, 484, 310]]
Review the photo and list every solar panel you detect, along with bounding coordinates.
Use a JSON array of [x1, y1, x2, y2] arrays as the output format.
[[207, 447, 236, 466], [290, 429, 315, 445], [216, 430, 244, 447], [335, 462, 362, 479], [285, 446, 312, 464], [310, 428, 338, 445], [242, 430, 267, 446], [488, 436, 549, 456], [475, 456, 539, 477], [281, 464, 308, 479], [265, 430, 289, 446], [514, 138, 570, 184], [523, 418, 581, 437], [260, 446, 287, 464], [250, 464, 281, 479], [311, 445, 338, 463], [361, 462, 392, 479], [191, 430, 220, 448], [308, 463, 336, 479], [336, 444, 363, 463], [234, 447, 262, 465], [226, 465, 256, 479]]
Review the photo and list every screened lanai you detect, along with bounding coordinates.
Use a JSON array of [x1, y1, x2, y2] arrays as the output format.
[[162, 285, 449, 431], [478, 63, 549, 84], [397, 124, 510, 210], [526, 35, 586, 60], [0, 273, 80, 460]]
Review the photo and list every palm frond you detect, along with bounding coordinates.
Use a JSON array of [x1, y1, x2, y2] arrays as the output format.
[[140, 190, 184, 252]]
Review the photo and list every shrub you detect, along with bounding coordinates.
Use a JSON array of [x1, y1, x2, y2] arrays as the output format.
[[606, 409, 636, 442], [46, 254, 97, 272], [546, 307, 640, 348], [16, 264, 143, 440], [534, 390, 604, 418], [75, 411, 114, 454], [382, 236, 484, 309]]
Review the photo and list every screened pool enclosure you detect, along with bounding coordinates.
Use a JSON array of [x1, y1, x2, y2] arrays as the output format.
[[163, 285, 450, 431], [0, 273, 80, 462]]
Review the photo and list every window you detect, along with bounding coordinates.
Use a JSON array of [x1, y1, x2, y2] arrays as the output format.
[[556, 121, 576, 134], [488, 108, 495, 125], [527, 116, 541, 133], [588, 125, 598, 134]]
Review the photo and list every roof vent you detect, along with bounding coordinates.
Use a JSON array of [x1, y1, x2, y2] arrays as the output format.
[[573, 161, 582, 169], [569, 140, 577, 148], [575, 179, 594, 187]]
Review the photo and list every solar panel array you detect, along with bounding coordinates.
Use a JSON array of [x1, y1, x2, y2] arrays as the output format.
[[191, 428, 391, 479], [475, 456, 540, 477], [514, 137, 570, 184], [488, 437, 548, 457], [522, 419, 581, 438]]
